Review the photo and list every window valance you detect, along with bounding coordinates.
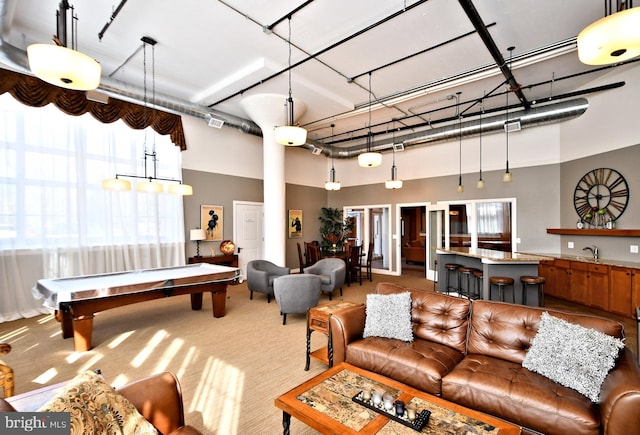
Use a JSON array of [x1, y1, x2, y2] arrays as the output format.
[[0, 68, 186, 150]]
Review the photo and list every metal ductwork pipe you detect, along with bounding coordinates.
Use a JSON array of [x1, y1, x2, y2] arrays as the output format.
[[0, 0, 262, 137], [330, 98, 589, 158]]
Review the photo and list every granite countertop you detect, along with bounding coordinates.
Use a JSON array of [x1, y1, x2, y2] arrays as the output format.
[[525, 252, 640, 269], [436, 247, 549, 263]]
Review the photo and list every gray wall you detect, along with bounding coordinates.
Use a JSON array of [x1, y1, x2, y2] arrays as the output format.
[[285, 184, 327, 271]]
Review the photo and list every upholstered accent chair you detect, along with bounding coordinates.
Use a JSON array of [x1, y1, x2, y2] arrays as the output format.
[[273, 274, 322, 325], [246, 260, 290, 303], [304, 258, 346, 300]]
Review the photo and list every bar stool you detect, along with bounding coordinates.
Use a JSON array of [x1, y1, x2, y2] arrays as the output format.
[[521, 276, 546, 307], [489, 276, 515, 303], [458, 266, 474, 298], [471, 268, 483, 299], [444, 263, 460, 295]]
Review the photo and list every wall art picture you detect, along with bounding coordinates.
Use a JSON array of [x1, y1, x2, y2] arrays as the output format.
[[289, 209, 303, 239], [201, 205, 223, 241]]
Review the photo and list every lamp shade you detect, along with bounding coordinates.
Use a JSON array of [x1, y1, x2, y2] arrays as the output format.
[[325, 181, 341, 191], [502, 171, 513, 183], [358, 151, 382, 168], [168, 183, 193, 195], [577, 7, 640, 65], [385, 179, 403, 189], [190, 229, 207, 241], [27, 44, 101, 91], [102, 178, 131, 191], [136, 180, 164, 193], [274, 125, 307, 146]]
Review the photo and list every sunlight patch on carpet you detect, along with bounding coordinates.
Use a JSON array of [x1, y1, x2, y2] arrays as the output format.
[[131, 330, 168, 367]]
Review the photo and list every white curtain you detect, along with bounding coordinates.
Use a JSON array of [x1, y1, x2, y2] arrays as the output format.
[[0, 94, 186, 322]]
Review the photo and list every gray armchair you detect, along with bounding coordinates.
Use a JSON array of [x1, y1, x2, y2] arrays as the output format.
[[246, 260, 290, 303], [273, 274, 322, 325], [304, 258, 346, 300]]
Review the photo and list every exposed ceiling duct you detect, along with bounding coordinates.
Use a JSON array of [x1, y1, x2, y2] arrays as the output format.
[[0, 0, 262, 137], [323, 98, 589, 159]]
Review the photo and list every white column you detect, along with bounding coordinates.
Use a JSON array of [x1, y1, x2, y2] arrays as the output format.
[[241, 94, 306, 265]]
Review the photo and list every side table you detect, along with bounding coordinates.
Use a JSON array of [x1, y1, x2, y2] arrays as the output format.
[[305, 301, 361, 370]]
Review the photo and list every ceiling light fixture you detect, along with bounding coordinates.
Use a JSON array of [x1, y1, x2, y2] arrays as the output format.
[[27, 0, 101, 91], [578, 1, 640, 65], [455, 92, 464, 193], [385, 120, 403, 189], [358, 73, 382, 168], [274, 17, 307, 146], [477, 93, 485, 189], [102, 37, 192, 195], [325, 124, 341, 191], [503, 47, 514, 183]]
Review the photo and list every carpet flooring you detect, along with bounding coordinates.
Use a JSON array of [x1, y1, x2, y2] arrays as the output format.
[[1, 273, 636, 434]]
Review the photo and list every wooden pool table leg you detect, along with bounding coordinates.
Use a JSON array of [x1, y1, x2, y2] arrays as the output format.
[[72, 314, 94, 352], [210, 289, 226, 318], [190, 293, 203, 310], [55, 309, 74, 339]]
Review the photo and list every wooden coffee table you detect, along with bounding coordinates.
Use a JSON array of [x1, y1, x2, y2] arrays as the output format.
[[275, 362, 521, 435]]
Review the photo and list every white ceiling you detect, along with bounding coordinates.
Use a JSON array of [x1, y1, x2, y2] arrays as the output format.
[[1, 0, 633, 149]]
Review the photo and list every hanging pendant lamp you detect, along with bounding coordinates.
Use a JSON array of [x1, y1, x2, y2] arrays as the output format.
[[385, 121, 403, 189], [27, 0, 101, 91], [102, 37, 192, 195], [578, 2, 640, 65], [455, 92, 464, 193], [477, 94, 485, 189], [358, 73, 382, 167], [274, 17, 307, 146], [325, 124, 341, 191], [503, 48, 514, 183]]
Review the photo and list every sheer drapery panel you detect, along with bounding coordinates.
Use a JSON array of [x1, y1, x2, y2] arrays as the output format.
[[0, 93, 186, 322]]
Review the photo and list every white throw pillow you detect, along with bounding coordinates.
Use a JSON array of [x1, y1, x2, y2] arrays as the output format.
[[363, 292, 413, 342], [522, 312, 624, 402]]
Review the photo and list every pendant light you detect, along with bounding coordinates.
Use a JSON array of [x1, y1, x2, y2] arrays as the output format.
[[27, 0, 101, 91], [502, 48, 514, 183], [102, 37, 192, 195], [274, 17, 307, 146], [455, 92, 464, 193], [578, 1, 640, 65], [358, 73, 382, 167], [385, 121, 403, 189], [477, 94, 485, 189], [325, 124, 341, 191]]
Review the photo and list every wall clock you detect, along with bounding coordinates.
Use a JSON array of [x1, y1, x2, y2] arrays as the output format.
[[573, 168, 629, 223]]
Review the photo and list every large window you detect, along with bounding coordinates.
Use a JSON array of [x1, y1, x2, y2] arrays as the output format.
[[0, 93, 185, 321]]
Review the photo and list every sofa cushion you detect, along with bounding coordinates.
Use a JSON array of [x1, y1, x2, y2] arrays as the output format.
[[38, 370, 158, 434], [522, 312, 624, 402], [347, 336, 464, 395], [363, 292, 413, 342], [442, 354, 600, 435]]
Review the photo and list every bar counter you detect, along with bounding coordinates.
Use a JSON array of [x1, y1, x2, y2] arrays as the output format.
[[436, 248, 549, 305]]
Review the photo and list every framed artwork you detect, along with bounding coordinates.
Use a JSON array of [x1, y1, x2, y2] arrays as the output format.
[[289, 209, 303, 238], [201, 205, 223, 241]]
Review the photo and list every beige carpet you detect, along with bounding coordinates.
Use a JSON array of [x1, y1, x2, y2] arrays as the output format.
[[0, 273, 431, 434]]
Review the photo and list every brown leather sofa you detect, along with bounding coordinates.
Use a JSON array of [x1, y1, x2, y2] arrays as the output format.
[[330, 282, 640, 435], [403, 239, 425, 263], [0, 372, 201, 435]]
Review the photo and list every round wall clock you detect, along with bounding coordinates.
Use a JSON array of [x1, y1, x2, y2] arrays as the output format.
[[573, 168, 629, 222]]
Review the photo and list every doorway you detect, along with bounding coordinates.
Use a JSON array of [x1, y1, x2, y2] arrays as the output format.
[[398, 203, 428, 277], [233, 200, 264, 278], [345, 205, 392, 274]]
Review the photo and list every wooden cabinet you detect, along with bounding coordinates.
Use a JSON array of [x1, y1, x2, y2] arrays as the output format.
[[609, 266, 639, 318], [553, 259, 572, 301], [538, 260, 556, 297], [587, 263, 609, 311]]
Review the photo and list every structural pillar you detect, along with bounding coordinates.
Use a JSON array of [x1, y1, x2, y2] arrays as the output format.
[[241, 94, 306, 265]]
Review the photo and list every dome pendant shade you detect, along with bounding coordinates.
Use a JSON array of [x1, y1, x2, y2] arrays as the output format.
[[358, 151, 382, 167], [168, 183, 193, 195], [275, 125, 307, 146], [578, 7, 640, 65], [136, 180, 164, 193], [27, 44, 101, 91]]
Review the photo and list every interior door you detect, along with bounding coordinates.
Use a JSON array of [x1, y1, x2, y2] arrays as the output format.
[[233, 201, 263, 278], [427, 204, 449, 281]]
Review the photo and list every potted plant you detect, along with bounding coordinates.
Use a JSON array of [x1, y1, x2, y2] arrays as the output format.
[[318, 207, 354, 250]]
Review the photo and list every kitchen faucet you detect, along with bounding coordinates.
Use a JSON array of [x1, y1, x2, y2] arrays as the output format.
[[583, 245, 599, 260]]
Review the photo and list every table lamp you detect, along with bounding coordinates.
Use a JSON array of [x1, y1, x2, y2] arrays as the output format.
[[190, 229, 207, 257]]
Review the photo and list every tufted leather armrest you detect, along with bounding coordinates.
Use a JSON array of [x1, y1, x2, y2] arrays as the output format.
[[599, 347, 640, 435], [330, 304, 366, 365]]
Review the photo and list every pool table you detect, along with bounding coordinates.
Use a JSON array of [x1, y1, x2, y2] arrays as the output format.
[[34, 263, 240, 351]]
